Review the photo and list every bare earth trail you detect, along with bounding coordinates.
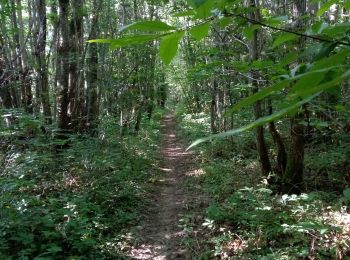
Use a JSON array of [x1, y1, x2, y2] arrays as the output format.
[[129, 114, 207, 259]]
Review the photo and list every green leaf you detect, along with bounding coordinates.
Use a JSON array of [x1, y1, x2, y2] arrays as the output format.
[[243, 25, 261, 40], [264, 15, 289, 26], [173, 10, 195, 17], [291, 69, 350, 99], [225, 65, 344, 116], [272, 33, 298, 48], [279, 52, 298, 67], [310, 21, 329, 35], [313, 43, 337, 61], [344, 0, 350, 9], [219, 17, 232, 28], [188, 94, 319, 150], [88, 34, 164, 50], [187, 0, 209, 8], [343, 188, 350, 200], [159, 31, 185, 65], [290, 71, 325, 94], [225, 79, 291, 116], [119, 21, 176, 32], [194, 0, 215, 19], [190, 22, 210, 40], [317, 0, 339, 16], [312, 49, 350, 70]]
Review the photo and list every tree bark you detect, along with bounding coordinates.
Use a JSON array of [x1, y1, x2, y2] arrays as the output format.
[[248, 0, 272, 177], [86, 0, 101, 131], [57, 0, 71, 130], [36, 0, 52, 123], [282, 0, 307, 194]]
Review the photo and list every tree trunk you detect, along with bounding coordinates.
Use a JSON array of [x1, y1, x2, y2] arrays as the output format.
[[57, 0, 71, 130], [16, 0, 33, 113], [282, 0, 307, 194], [86, 0, 101, 131], [69, 0, 84, 130], [36, 0, 52, 123], [268, 100, 287, 179], [248, 0, 272, 177]]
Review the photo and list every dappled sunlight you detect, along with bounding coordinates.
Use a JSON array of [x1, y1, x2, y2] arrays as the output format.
[[185, 168, 205, 177], [128, 114, 205, 258], [129, 230, 187, 260], [319, 208, 350, 257], [159, 167, 173, 172]]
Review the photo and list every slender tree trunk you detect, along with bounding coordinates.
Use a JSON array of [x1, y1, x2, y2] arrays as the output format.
[[0, 34, 15, 108], [268, 100, 287, 177], [9, 0, 22, 109], [57, 0, 70, 130], [282, 0, 307, 194], [16, 0, 33, 113], [36, 0, 52, 123], [211, 79, 218, 134], [86, 0, 101, 130], [69, 0, 84, 130], [51, 1, 59, 123], [248, 0, 272, 177]]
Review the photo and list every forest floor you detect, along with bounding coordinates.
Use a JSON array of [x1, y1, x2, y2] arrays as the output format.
[[129, 114, 209, 259]]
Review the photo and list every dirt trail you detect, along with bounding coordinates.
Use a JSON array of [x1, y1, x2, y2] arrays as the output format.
[[129, 114, 205, 259]]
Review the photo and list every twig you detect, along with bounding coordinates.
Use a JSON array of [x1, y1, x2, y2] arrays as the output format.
[[224, 12, 350, 47]]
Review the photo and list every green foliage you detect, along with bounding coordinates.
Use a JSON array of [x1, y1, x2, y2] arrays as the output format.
[[88, 34, 165, 50], [159, 31, 185, 65], [177, 108, 350, 258], [187, 94, 319, 150], [0, 112, 163, 258], [272, 32, 298, 48], [119, 20, 176, 32], [190, 22, 210, 41], [89, 0, 350, 150]]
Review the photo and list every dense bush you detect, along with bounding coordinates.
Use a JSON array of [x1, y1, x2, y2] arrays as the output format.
[[0, 111, 163, 259]]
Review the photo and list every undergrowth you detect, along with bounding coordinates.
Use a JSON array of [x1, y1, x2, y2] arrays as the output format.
[[177, 111, 350, 259], [0, 109, 164, 259]]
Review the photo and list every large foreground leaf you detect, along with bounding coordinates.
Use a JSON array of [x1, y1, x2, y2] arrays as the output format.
[[119, 21, 176, 32], [88, 34, 165, 50], [159, 31, 185, 65], [225, 65, 347, 116], [187, 93, 319, 150]]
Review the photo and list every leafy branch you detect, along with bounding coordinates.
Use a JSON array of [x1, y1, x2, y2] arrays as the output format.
[[225, 12, 350, 47]]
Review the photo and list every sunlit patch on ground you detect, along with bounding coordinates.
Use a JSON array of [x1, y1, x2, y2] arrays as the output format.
[[159, 167, 173, 172], [320, 208, 350, 258], [186, 168, 205, 177]]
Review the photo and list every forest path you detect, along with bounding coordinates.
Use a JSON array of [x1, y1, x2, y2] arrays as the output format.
[[129, 114, 207, 259]]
